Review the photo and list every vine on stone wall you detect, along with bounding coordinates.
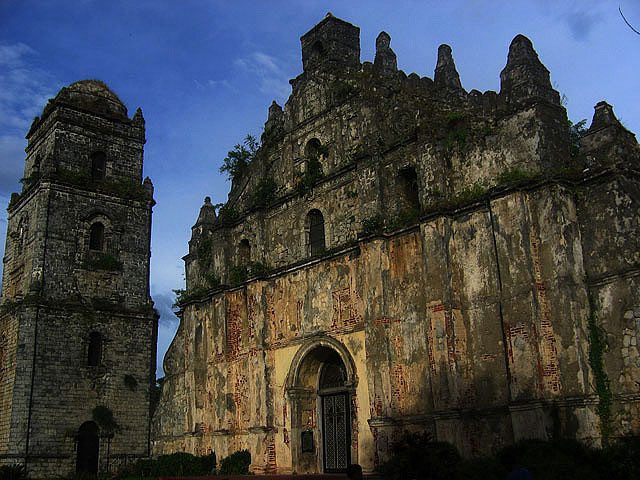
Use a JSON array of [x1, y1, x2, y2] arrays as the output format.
[[587, 292, 612, 441]]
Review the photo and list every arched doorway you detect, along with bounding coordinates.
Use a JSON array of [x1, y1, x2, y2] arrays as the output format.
[[286, 337, 357, 474], [76, 421, 100, 474]]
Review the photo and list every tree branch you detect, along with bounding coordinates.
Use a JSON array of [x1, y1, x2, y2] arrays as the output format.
[[620, 6, 640, 35]]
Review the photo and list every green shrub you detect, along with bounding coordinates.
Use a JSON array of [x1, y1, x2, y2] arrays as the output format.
[[217, 205, 240, 225], [386, 207, 419, 231], [204, 272, 221, 288], [116, 452, 216, 478], [196, 238, 213, 269], [602, 436, 640, 480], [218, 449, 251, 475], [569, 118, 588, 158], [248, 261, 270, 277], [456, 456, 505, 480], [497, 438, 602, 480], [496, 167, 535, 185], [296, 157, 323, 195], [252, 177, 277, 208], [220, 135, 259, 181], [229, 265, 248, 285], [379, 433, 460, 480], [361, 215, 384, 236], [0, 465, 27, 480], [444, 112, 468, 150], [377, 435, 640, 480], [172, 287, 209, 308]]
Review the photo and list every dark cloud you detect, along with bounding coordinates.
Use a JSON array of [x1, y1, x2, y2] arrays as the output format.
[[565, 10, 599, 41]]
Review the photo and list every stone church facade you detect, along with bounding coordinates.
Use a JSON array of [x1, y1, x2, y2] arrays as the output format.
[[0, 81, 158, 477], [153, 15, 640, 474]]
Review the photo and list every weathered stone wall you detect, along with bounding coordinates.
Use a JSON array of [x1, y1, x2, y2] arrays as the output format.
[[158, 178, 620, 470], [155, 14, 639, 475]]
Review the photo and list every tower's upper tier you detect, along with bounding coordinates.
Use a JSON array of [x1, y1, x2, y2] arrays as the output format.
[[53, 79, 129, 120]]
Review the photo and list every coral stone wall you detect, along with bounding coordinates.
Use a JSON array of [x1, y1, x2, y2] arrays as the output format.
[[155, 14, 640, 475]]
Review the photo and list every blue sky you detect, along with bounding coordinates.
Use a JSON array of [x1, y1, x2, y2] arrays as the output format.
[[1, 0, 639, 377]]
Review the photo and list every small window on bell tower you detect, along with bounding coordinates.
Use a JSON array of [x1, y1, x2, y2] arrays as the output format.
[[91, 151, 106, 182], [87, 332, 102, 367], [89, 222, 105, 251]]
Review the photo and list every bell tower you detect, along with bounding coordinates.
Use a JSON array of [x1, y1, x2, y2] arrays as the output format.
[[0, 80, 158, 477], [300, 13, 360, 73]]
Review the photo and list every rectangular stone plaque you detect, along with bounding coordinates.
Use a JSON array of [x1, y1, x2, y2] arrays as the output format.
[[301, 430, 314, 453]]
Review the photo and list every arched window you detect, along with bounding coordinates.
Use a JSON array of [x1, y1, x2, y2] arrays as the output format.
[[301, 139, 324, 187], [307, 209, 326, 256], [311, 40, 326, 59], [89, 222, 104, 251], [399, 166, 420, 211], [33, 154, 41, 174], [238, 239, 251, 265], [87, 332, 102, 367], [90, 151, 106, 182], [319, 358, 347, 391], [305, 138, 323, 160]]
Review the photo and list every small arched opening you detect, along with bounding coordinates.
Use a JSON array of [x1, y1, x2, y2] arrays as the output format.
[[398, 166, 420, 211], [91, 151, 106, 182], [89, 222, 105, 251], [87, 331, 102, 367], [305, 138, 324, 161], [33, 154, 41, 175], [286, 337, 357, 474], [311, 40, 326, 60], [306, 209, 326, 257], [76, 421, 100, 474], [238, 238, 251, 266]]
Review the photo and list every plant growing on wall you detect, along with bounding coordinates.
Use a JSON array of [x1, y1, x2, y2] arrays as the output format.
[[219, 134, 260, 181], [216, 203, 240, 225], [361, 215, 384, 236], [252, 177, 277, 207], [124, 374, 138, 391], [296, 157, 324, 195], [587, 293, 612, 441], [92, 405, 120, 434], [568, 119, 588, 158]]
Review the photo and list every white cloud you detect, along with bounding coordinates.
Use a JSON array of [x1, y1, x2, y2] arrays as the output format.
[[234, 51, 291, 100], [0, 43, 35, 67], [0, 42, 57, 197]]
